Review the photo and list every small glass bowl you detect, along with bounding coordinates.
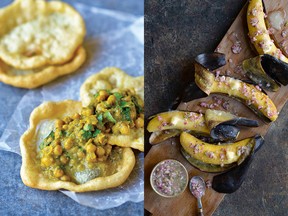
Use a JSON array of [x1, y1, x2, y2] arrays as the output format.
[[150, 159, 188, 198]]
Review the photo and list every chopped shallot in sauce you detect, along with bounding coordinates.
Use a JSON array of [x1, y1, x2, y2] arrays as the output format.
[[151, 159, 188, 197]]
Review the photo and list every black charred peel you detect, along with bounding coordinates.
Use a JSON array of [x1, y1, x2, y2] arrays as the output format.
[[205, 109, 259, 142], [212, 135, 264, 193], [243, 54, 288, 91]]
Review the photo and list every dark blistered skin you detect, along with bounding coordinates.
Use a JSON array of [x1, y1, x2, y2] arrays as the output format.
[[145, 0, 288, 215]]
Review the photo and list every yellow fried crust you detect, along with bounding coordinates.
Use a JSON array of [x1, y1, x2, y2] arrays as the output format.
[[107, 129, 144, 152], [0, 46, 86, 89], [247, 0, 288, 62], [0, 0, 86, 69], [20, 100, 136, 192], [80, 67, 144, 107]]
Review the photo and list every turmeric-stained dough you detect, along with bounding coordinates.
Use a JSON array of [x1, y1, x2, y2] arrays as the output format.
[[0, 47, 86, 89], [0, 0, 86, 69], [20, 100, 136, 192]]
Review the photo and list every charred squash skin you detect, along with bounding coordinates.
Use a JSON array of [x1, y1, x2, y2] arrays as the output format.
[[147, 111, 209, 134], [195, 63, 278, 121], [180, 132, 257, 165]]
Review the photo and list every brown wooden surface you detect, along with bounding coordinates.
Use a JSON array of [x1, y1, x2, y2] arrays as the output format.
[[145, 1, 288, 215]]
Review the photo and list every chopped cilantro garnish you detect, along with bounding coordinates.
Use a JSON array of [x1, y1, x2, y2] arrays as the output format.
[[94, 92, 99, 98], [83, 123, 94, 131], [120, 100, 130, 108], [113, 92, 123, 101], [81, 130, 93, 140], [92, 129, 101, 138], [104, 111, 116, 123], [60, 130, 67, 137], [122, 107, 131, 121], [97, 113, 103, 122]]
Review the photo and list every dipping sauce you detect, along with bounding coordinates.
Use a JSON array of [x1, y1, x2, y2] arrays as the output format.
[[150, 159, 188, 197]]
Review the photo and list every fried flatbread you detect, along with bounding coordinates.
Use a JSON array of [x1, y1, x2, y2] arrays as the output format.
[[20, 100, 136, 192], [0, 46, 86, 89], [0, 0, 86, 69]]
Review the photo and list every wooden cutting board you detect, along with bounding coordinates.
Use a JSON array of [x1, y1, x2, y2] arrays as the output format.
[[144, 1, 288, 215]]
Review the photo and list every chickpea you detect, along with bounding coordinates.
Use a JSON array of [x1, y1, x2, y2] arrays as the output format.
[[73, 113, 81, 120], [135, 117, 144, 128], [60, 155, 69, 164], [86, 153, 97, 163], [41, 156, 54, 167], [107, 95, 116, 105], [64, 138, 73, 150], [60, 175, 70, 181], [81, 108, 94, 116], [62, 125, 68, 130], [70, 146, 78, 154], [63, 116, 72, 124], [96, 146, 105, 157], [123, 95, 131, 102], [96, 90, 109, 102], [77, 150, 85, 158], [89, 116, 98, 125], [53, 145, 63, 156], [119, 122, 130, 135], [96, 103, 106, 112], [55, 119, 64, 129], [77, 164, 85, 171], [86, 143, 96, 153], [130, 107, 137, 120], [54, 140, 61, 146], [70, 159, 77, 166], [54, 168, 64, 178], [95, 133, 107, 145]]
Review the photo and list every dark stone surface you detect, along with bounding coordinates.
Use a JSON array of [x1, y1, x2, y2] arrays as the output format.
[[145, 0, 287, 215], [0, 1, 143, 215]]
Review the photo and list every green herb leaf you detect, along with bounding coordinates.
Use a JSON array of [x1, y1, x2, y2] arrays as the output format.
[[81, 130, 93, 140], [94, 92, 99, 98], [122, 107, 131, 121], [113, 92, 123, 100], [92, 129, 101, 138], [60, 130, 67, 137], [120, 100, 130, 108], [83, 123, 94, 131], [97, 113, 103, 122], [104, 111, 116, 123]]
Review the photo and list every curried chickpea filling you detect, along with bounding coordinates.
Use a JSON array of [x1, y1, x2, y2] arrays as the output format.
[[38, 88, 144, 184]]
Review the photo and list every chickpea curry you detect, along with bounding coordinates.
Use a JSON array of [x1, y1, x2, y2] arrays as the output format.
[[38, 88, 144, 184]]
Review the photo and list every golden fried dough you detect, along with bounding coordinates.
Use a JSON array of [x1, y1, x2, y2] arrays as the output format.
[[0, 0, 86, 69], [20, 100, 136, 192], [0, 47, 86, 89], [80, 67, 144, 107]]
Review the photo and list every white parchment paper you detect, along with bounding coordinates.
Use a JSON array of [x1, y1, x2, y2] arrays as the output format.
[[0, 2, 144, 209]]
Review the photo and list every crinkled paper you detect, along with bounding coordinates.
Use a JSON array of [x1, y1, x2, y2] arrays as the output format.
[[0, 1, 144, 210]]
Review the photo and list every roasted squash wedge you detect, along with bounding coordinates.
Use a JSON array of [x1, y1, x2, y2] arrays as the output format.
[[195, 63, 278, 121]]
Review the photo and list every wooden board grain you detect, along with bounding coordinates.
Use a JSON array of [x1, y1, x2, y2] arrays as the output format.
[[145, 1, 288, 215]]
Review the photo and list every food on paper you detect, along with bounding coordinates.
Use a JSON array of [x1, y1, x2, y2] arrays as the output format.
[[20, 68, 143, 192]]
